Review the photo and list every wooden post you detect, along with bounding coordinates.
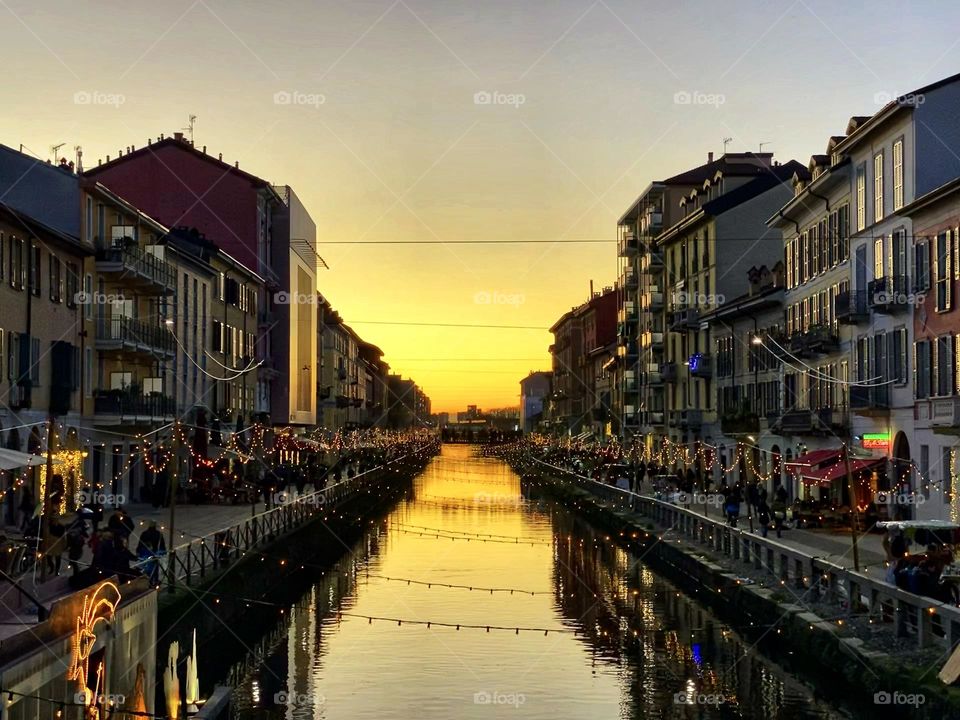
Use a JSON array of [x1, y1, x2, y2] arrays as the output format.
[[843, 443, 861, 572]]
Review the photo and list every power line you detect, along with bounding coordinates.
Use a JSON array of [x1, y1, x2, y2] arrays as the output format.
[[348, 320, 549, 330], [320, 239, 612, 244]]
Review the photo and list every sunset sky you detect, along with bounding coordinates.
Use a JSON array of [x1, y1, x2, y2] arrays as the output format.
[[3, 0, 959, 411]]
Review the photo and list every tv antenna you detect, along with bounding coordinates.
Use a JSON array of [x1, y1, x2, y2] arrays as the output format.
[[722, 137, 733, 153], [50, 142, 65, 162], [183, 115, 197, 144]]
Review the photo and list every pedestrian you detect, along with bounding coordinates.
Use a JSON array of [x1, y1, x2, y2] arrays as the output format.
[[756, 499, 772, 538], [66, 513, 89, 576]]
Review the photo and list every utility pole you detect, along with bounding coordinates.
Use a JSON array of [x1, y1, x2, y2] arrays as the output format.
[[38, 416, 55, 582], [167, 422, 180, 592], [843, 443, 861, 571]]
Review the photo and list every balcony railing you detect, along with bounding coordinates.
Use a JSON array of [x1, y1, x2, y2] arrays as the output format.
[[96, 316, 175, 356], [643, 288, 664, 310], [720, 412, 760, 435], [790, 325, 839, 356], [94, 389, 176, 421], [835, 289, 868, 324], [659, 361, 677, 383], [932, 397, 960, 430], [669, 308, 700, 332], [95, 243, 176, 290], [618, 232, 639, 257], [640, 252, 664, 274], [868, 275, 910, 314], [688, 353, 712, 379], [623, 269, 638, 290]]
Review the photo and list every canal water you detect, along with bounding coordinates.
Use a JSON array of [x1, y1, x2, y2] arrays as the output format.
[[225, 444, 847, 719]]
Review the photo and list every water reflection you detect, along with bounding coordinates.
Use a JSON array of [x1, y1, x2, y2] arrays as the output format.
[[228, 445, 846, 719]]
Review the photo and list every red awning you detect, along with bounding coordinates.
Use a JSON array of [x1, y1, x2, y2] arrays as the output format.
[[785, 448, 843, 469], [799, 457, 885, 486]]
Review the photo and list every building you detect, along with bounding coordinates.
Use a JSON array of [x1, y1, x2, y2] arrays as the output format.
[[766, 138, 854, 502], [358, 339, 389, 428], [84, 133, 318, 429], [519, 371, 551, 433], [548, 286, 617, 436], [702, 264, 787, 493], [387, 375, 429, 429], [835, 74, 960, 514], [657, 155, 803, 465], [900, 178, 960, 520]]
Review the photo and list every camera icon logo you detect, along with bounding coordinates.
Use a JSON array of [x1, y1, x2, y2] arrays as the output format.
[[473, 91, 492, 105]]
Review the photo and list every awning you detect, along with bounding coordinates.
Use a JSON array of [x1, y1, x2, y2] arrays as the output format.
[[801, 457, 884, 485], [0, 448, 47, 470], [786, 448, 843, 469]]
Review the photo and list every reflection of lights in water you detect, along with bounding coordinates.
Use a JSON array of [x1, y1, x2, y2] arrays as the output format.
[[251, 680, 260, 705], [691, 643, 702, 667]]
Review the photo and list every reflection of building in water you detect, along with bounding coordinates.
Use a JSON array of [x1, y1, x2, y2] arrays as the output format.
[[548, 513, 832, 718], [0, 579, 156, 720]]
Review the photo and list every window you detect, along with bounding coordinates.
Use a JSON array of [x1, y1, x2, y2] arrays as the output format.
[[65, 262, 78, 307], [916, 339, 932, 399], [874, 152, 884, 222], [939, 335, 954, 396], [856, 165, 866, 231], [892, 327, 907, 384], [874, 237, 884, 279], [8, 236, 23, 289], [915, 239, 931, 291], [893, 138, 904, 210], [84, 274, 93, 319], [49, 256, 62, 303], [212, 319, 223, 352], [29, 244, 40, 296], [936, 231, 952, 311], [30, 337, 39, 385]]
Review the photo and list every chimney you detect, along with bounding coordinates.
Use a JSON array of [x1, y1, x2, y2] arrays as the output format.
[[708, 151, 714, 163], [174, 132, 184, 141], [202, 145, 207, 154]]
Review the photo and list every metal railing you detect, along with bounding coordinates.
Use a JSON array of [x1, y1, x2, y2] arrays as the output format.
[[96, 244, 177, 288], [97, 316, 176, 354], [531, 457, 960, 650], [163, 446, 431, 590]]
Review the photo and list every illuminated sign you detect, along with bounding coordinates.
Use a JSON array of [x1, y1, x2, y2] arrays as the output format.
[[862, 433, 890, 450], [69, 581, 121, 717], [688, 353, 704, 373]]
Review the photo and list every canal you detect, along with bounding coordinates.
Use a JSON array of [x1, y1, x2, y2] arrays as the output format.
[[216, 444, 847, 719]]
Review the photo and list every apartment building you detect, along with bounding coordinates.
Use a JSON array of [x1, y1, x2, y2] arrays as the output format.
[[766, 140, 855, 500], [703, 265, 786, 492], [85, 133, 319, 429], [548, 287, 617, 436], [834, 73, 960, 510], [657, 155, 803, 462], [901, 179, 960, 520], [520, 371, 551, 433], [616, 162, 719, 440]]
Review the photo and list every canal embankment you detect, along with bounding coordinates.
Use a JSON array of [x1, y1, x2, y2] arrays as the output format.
[[516, 455, 960, 720]]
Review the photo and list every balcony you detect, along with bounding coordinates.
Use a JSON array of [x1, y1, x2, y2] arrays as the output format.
[[835, 289, 869, 325], [688, 352, 712, 379], [850, 384, 890, 416], [648, 410, 665, 426], [623, 268, 639, 290], [683, 409, 703, 431], [96, 317, 176, 358], [643, 288, 664, 310], [623, 405, 640, 426], [623, 371, 638, 393], [791, 325, 839, 356], [618, 232, 639, 257], [645, 362, 663, 386], [95, 242, 176, 292], [641, 210, 663, 234], [621, 302, 639, 325], [868, 275, 910, 314], [93, 389, 176, 425], [659, 361, 677, 383], [669, 308, 700, 332], [641, 330, 664, 350], [776, 407, 849, 435], [932, 397, 960, 434], [640, 252, 664, 275], [720, 412, 760, 435]]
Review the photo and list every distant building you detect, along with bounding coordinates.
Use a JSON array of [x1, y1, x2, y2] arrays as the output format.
[[520, 371, 551, 433]]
